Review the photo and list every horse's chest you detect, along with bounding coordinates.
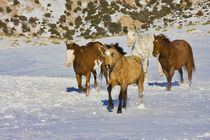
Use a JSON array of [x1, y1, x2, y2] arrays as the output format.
[[159, 56, 174, 70]]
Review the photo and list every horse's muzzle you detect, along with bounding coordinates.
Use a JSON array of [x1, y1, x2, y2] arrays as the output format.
[[152, 52, 158, 57], [105, 64, 110, 69], [65, 62, 71, 68]]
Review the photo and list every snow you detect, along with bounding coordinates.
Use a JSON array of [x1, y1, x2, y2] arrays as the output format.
[[0, 24, 210, 139]]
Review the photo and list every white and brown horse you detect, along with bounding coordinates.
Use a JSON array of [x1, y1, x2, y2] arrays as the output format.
[[66, 42, 108, 96], [105, 45, 145, 113]]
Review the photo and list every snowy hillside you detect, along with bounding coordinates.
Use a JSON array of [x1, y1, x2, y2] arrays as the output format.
[[0, 0, 209, 39], [0, 24, 210, 139]]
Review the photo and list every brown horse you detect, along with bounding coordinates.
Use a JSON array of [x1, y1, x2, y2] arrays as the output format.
[[153, 34, 195, 91], [66, 42, 108, 96], [105, 45, 144, 113]]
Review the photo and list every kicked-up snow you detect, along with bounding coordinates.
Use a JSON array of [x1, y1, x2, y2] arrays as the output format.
[[0, 25, 210, 139]]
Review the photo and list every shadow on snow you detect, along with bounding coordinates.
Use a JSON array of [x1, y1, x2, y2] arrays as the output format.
[[66, 87, 83, 93], [148, 81, 179, 87]]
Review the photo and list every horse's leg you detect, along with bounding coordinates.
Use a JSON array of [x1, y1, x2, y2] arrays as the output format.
[[157, 58, 164, 77], [167, 67, 175, 91], [92, 70, 99, 91], [102, 63, 109, 85], [107, 81, 117, 110], [76, 74, 83, 91], [85, 72, 91, 96], [186, 63, 193, 87], [162, 67, 170, 90], [123, 86, 128, 109], [178, 68, 184, 84], [143, 58, 148, 81], [117, 83, 127, 113], [137, 72, 144, 104], [107, 84, 114, 110]]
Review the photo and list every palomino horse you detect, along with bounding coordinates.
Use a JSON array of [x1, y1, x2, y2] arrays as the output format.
[[153, 34, 195, 91], [66, 42, 108, 96], [105, 45, 144, 113], [127, 29, 163, 80]]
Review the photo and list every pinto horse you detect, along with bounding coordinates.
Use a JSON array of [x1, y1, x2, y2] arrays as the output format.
[[153, 34, 195, 91], [127, 29, 164, 80], [105, 45, 144, 113], [66, 42, 108, 96]]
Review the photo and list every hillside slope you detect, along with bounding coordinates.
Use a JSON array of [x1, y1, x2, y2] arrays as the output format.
[[0, 0, 209, 40]]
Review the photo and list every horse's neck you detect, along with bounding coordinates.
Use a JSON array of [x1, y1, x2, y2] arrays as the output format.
[[161, 41, 174, 57], [113, 55, 124, 72], [73, 47, 83, 60]]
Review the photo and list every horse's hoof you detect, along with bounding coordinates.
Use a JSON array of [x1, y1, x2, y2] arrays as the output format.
[[180, 79, 184, 84], [109, 104, 114, 110], [96, 86, 100, 92], [166, 87, 171, 91], [117, 110, 122, 113]]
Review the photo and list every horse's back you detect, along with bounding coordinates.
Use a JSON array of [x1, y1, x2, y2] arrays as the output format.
[[125, 56, 144, 84], [172, 40, 195, 70], [172, 40, 192, 56], [126, 56, 143, 72]]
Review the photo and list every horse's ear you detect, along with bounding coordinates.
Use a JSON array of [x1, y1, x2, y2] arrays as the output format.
[[104, 44, 108, 49], [110, 44, 115, 49]]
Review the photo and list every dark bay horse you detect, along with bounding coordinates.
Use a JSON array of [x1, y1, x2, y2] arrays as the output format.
[[153, 34, 195, 91], [105, 45, 144, 113], [66, 42, 108, 96]]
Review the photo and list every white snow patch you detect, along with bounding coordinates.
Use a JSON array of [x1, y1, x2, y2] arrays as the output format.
[[93, 59, 102, 70]]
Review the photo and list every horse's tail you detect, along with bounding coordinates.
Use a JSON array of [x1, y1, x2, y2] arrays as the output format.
[[99, 65, 104, 80], [188, 44, 195, 72]]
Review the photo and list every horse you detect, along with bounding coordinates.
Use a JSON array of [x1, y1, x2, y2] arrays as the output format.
[[127, 29, 164, 80], [65, 42, 127, 96], [104, 45, 145, 113], [66, 41, 108, 96], [153, 34, 195, 91]]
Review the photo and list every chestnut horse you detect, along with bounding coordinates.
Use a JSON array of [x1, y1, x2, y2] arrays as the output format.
[[105, 45, 144, 113], [66, 42, 108, 96], [153, 34, 195, 91]]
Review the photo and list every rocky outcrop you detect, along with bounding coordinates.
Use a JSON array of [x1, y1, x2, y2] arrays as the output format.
[[119, 16, 143, 29]]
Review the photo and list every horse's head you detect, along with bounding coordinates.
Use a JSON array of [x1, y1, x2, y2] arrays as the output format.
[[153, 34, 165, 57], [65, 43, 78, 68], [127, 29, 137, 47], [104, 47, 120, 70]]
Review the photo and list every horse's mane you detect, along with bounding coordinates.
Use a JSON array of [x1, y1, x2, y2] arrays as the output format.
[[157, 34, 175, 57], [105, 43, 127, 55], [160, 34, 171, 44], [66, 43, 80, 50]]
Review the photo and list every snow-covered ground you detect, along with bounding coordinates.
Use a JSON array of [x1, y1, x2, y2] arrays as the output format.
[[0, 25, 210, 139]]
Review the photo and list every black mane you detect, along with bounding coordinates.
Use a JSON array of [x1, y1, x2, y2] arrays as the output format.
[[105, 43, 127, 55]]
